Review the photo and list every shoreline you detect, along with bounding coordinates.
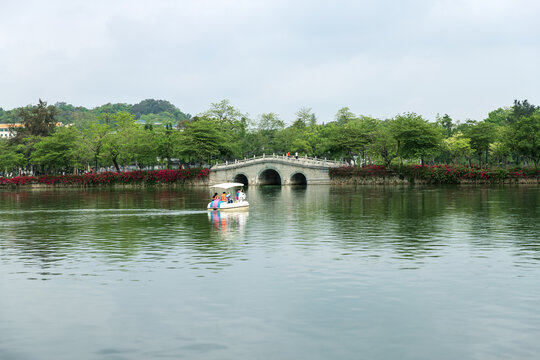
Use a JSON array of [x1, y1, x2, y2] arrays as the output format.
[[1, 177, 538, 189], [0, 179, 210, 189], [329, 177, 540, 185], [1, 166, 539, 189]]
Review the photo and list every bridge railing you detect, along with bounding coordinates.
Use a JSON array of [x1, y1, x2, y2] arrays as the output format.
[[212, 153, 344, 169]]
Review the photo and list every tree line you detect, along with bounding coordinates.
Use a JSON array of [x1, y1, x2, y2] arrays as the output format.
[[0, 98, 539, 176]]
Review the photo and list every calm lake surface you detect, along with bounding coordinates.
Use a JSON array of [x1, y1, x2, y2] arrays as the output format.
[[1, 185, 539, 360]]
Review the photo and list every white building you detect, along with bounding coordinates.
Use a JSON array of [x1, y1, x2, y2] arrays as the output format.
[[0, 124, 22, 138], [0, 123, 65, 138]]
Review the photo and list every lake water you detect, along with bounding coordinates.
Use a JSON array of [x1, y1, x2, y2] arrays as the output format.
[[1, 185, 539, 360]]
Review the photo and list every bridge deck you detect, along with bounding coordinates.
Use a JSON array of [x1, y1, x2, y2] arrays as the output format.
[[212, 154, 342, 170]]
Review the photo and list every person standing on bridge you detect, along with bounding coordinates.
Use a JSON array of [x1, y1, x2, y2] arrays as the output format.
[[295, 151, 298, 159]]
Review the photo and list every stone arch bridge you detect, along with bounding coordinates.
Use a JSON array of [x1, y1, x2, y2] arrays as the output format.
[[209, 154, 342, 186]]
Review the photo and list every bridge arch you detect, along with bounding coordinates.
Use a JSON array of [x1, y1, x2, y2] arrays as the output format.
[[257, 167, 282, 185], [290, 172, 307, 185], [233, 173, 249, 186]]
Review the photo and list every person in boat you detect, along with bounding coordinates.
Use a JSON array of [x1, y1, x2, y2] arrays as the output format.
[[226, 191, 233, 203], [237, 189, 246, 202], [220, 192, 227, 202], [210, 193, 220, 209]]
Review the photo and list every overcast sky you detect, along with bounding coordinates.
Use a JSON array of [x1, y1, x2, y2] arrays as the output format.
[[1, 0, 539, 124]]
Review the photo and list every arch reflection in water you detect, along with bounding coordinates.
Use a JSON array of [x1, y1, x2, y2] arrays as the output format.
[[208, 210, 249, 237]]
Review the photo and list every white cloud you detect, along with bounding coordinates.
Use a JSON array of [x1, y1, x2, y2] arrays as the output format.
[[1, 0, 539, 123]]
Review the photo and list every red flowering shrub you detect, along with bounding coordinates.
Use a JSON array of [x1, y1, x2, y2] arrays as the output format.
[[197, 168, 210, 178], [0, 168, 209, 187], [330, 164, 539, 184], [0, 176, 36, 185]]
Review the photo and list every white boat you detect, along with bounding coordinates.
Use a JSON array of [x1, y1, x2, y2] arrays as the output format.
[[207, 182, 249, 211]]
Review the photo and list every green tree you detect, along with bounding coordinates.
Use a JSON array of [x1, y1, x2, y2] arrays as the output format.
[[507, 112, 540, 166], [444, 132, 474, 166], [334, 107, 357, 124], [101, 112, 138, 171], [256, 112, 284, 154], [0, 108, 17, 124], [290, 136, 312, 155], [391, 113, 442, 166], [30, 127, 87, 174], [463, 120, 496, 167], [70, 110, 96, 130], [177, 119, 235, 165], [0, 140, 25, 175], [485, 107, 512, 126], [371, 120, 398, 167], [15, 135, 42, 173], [239, 130, 261, 157], [329, 117, 377, 164], [274, 127, 299, 155], [12, 99, 57, 143], [310, 124, 334, 158], [258, 112, 285, 133], [154, 122, 181, 169], [199, 100, 250, 158], [130, 126, 158, 169], [490, 126, 513, 167], [54, 102, 94, 126], [509, 99, 538, 124], [84, 122, 110, 171], [92, 103, 132, 116], [293, 107, 316, 128], [436, 113, 455, 138], [132, 99, 189, 121], [200, 99, 247, 125], [140, 112, 177, 126]]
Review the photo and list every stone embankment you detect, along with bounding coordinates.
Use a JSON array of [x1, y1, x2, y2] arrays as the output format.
[[329, 165, 540, 185]]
